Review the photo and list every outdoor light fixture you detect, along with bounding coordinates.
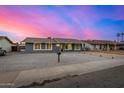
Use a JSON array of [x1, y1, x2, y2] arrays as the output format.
[[56, 44, 60, 47]]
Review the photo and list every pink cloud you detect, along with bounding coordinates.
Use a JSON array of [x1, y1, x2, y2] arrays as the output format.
[[80, 28, 100, 40], [0, 8, 76, 41]]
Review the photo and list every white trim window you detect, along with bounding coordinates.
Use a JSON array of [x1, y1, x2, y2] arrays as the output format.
[[46, 43, 52, 50], [65, 43, 72, 50], [75, 44, 81, 50], [33, 43, 41, 50]]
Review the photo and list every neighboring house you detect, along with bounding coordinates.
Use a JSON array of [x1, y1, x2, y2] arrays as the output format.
[[22, 37, 82, 53], [82, 40, 123, 51], [116, 42, 124, 50], [0, 36, 14, 52], [19, 42, 26, 52]]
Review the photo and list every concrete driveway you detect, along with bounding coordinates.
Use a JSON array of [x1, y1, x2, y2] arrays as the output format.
[[0, 52, 123, 72]]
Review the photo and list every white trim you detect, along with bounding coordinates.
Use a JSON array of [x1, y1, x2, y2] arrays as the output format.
[[74, 47, 81, 50], [33, 43, 41, 51], [74, 48, 80, 50], [74, 44, 81, 50], [64, 43, 72, 50], [33, 43, 53, 51], [46, 43, 52, 50], [65, 48, 72, 50]]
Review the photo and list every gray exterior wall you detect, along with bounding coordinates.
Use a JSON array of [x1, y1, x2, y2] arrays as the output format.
[[25, 43, 82, 53], [25, 43, 53, 53], [25, 43, 33, 53], [41, 43, 45, 49], [52, 44, 59, 52]]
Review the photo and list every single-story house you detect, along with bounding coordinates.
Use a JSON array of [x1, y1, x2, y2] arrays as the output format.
[[22, 37, 124, 53], [115, 42, 124, 50], [22, 37, 82, 53], [81, 40, 123, 51], [0, 36, 15, 52]]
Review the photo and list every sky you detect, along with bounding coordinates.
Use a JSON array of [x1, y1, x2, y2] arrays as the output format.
[[0, 5, 124, 42]]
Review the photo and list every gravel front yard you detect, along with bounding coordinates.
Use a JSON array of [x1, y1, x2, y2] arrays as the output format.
[[0, 52, 116, 72]]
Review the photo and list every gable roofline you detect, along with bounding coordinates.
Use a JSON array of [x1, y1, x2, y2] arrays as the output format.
[[81, 40, 122, 45], [53, 38, 82, 43], [22, 37, 82, 44], [22, 37, 56, 43], [0, 36, 14, 44]]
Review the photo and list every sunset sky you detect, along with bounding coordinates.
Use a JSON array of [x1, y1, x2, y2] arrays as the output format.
[[0, 5, 124, 42]]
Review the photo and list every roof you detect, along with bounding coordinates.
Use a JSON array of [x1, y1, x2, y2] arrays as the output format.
[[53, 38, 81, 43], [23, 37, 82, 44], [22, 37, 56, 43], [22, 37, 123, 45], [81, 40, 121, 45], [0, 36, 14, 44]]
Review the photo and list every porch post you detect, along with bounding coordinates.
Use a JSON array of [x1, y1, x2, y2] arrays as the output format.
[[94, 45, 96, 51], [107, 44, 110, 52], [114, 43, 117, 51]]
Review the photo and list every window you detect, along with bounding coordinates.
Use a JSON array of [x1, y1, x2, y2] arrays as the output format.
[[60, 44, 63, 49], [34, 43, 41, 50], [65, 44, 72, 50], [68, 44, 72, 49], [46, 43, 52, 49], [65, 44, 68, 49], [75, 44, 80, 50]]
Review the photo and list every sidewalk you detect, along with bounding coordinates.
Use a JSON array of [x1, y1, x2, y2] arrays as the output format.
[[0, 58, 124, 88]]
